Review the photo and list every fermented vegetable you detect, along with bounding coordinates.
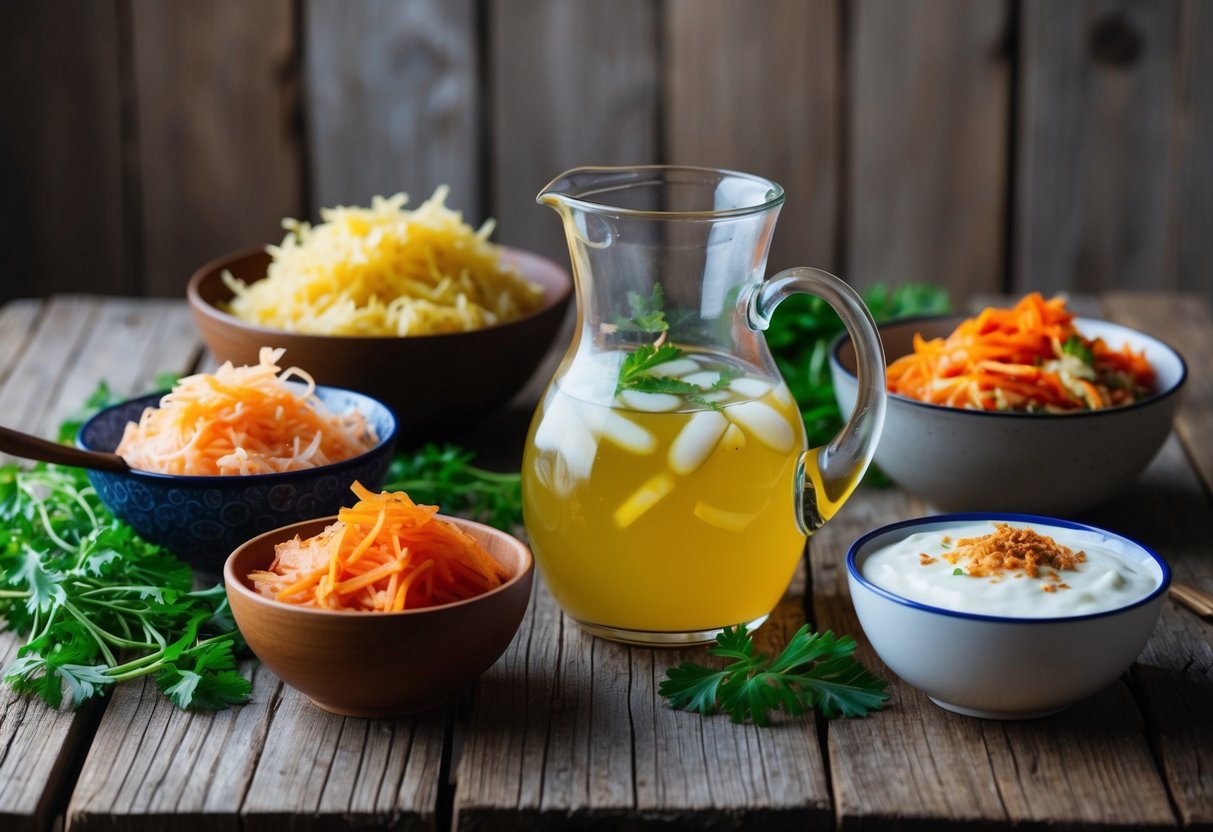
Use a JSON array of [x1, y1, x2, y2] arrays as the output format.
[[886, 293, 1154, 411], [223, 188, 544, 336], [115, 347, 375, 475], [249, 482, 508, 612]]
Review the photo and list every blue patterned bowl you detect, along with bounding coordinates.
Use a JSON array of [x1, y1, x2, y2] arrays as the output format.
[[78, 386, 398, 576]]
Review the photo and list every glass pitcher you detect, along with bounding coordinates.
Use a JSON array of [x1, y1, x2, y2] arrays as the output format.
[[522, 166, 886, 645]]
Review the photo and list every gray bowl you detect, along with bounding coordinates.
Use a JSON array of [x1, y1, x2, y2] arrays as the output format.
[[78, 386, 398, 576], [831, 316, 1187, 514]]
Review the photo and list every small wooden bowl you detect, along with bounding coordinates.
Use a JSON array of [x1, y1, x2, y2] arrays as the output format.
[[224, 516, 534, 717], [188, 245, 573, 440]]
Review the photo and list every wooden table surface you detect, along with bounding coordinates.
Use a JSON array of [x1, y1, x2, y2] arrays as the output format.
[[0, 292, 1210, 831]]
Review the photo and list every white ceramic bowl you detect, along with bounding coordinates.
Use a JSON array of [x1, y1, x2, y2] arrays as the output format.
[[831, 316, 1187, 514], [847, 513, 1169, 719]]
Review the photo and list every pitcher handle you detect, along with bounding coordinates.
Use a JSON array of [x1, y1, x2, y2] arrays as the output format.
[[747, 268, 887, 532]]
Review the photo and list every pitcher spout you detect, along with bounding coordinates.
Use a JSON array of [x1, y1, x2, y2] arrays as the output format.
[[536, 174, 574, 210], [537, 166, 650, 213]]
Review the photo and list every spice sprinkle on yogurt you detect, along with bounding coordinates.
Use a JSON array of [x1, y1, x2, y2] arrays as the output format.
[[861, 521, 1158, 618]]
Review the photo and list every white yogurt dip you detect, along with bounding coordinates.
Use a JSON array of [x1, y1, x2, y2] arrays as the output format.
[[860, 521, 1158, 618]]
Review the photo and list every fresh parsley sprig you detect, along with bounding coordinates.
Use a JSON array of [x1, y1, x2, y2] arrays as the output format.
[[1061, 335, 1095, 366], [611, 282, 743, 407], [659, 623, 889, 726], [613, 284, 669, 334], [616, 343, 685, 392], [0, 464, 249, 711], [384, 443, 523, 531], [623, 367, 741, 412]]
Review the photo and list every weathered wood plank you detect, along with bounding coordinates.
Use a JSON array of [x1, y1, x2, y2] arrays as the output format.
[[304, 0, 480, 219], [848, 0, 1011, 296], [43, 299, 200, 439], [488, 0, 660, 264], [131, 0, 303, 296], [0, 297, 103, 464], [1170, 0, 1213, 303], [812, 486, 1175, 829], [243, 684, 444, 830], [1015, 0, 1180, 295], [664, 0, 840, 274], [70, 662, 445, 831], [0, 298, 202, 832], [0, 300, 43, 390], [0, 636, 99, 832], [0, 2, 127, 302], [67, 664, 280, 832], [454, 580, 830, 829], [1085, 438, 1213, 830], [1102, 293, 1213, 497], [0, 298, 194, 446], [1097, 295, 1213, 828]]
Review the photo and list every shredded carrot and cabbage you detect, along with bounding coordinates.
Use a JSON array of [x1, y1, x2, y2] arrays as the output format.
[[248, 483, 509, 612], [886, 293, 1155, 412], [115, 347, 376, 475]]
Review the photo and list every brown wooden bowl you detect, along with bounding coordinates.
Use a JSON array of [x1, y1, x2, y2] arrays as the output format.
[[224, 515, 534, 717], [188, 245, 573, 440]]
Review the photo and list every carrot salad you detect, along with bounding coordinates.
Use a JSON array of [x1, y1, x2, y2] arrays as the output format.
[[249, 483, 509, 611], [115, 347, 375, 475], [885, 293, 1155, 412]]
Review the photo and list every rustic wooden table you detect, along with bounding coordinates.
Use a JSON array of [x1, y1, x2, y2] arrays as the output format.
[[0, 293, 1210, 831]]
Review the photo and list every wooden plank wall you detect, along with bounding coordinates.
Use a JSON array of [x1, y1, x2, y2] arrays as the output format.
[[0, 0, 1210, 305]]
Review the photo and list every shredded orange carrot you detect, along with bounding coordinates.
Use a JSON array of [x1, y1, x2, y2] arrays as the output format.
[[248, 482, 510, 612], [886, 293, 1156, 412], [115, 347, 376, 475]]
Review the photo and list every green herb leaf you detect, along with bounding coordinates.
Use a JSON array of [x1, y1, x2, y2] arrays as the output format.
[[157, 663, 251, 711], [620, 361, 740, 412], [56, 663, 114, 708], [154, 371, 181, 391], [624, 375, 702, 397], [660, 663, 730, 715], [1061, 336, 1095, 366], [0, 461, 249, 712], [799, 652, 892, 719], [14, 548, 66, 615], [383, 443, 523, 531], [710, 624, 758, 662], [616, 343, 685, 393], [659, 624, 888, 726], [953, 568, 965, 576], [613, 284, 669, 334]]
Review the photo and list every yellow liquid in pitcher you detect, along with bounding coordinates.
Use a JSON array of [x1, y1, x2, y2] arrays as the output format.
[[522, 355, 808, 633]]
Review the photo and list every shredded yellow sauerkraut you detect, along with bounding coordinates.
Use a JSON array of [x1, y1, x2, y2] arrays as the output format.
[[222, 188, 544, 336]]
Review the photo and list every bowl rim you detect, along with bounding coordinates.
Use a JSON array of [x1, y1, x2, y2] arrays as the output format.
[[846, 512, 1172, 624], [223, 513, 534, 618], [829, 313, 1189, 420], [187, 243, 574, 343], [76, 384, 398, 484]]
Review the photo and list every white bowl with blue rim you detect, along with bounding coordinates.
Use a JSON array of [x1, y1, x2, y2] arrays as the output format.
[[831, 316, 1187, 514], [847, 513, 1170, 720]]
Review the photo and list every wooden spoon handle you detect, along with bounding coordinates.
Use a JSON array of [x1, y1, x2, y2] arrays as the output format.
[[1170, 582, 1213, 620], [0, 425, 130, 473]]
